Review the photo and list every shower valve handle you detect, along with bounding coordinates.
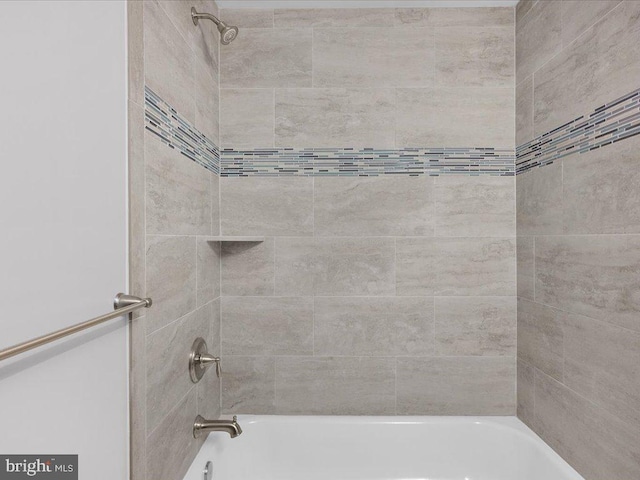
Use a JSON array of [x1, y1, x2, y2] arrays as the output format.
[[197, 353, 221, 377]]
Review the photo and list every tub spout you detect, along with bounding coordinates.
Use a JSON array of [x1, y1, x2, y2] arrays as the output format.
[[193, 415, 243, 438]]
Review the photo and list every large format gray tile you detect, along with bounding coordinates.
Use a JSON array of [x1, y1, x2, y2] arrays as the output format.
[[535, 235, 640, 333], [221, 239, 275, 296], [396, 87, 514, 148], [222, 356, 276, 414], [534, 371, 640, 480], [560, 0, 622, 48], [211, 173, 220, 236], [516, 0, 536, 24], [397, 357, 516, 415], [221, 8, 274, 28], [220, 28, 312, 88], [313, 27, 434, 87], [396, 237, 516, 296], [221, 297, 313, 355], [128, 0, 144, 108], [275, 237, 396, 296], [219, 88, 274, 148], [128, 101, 145, 304], [144, 1, 195, 122], [516, 75, 534, 146], [145, 235, 196, 334], [196, 237, 220, 306], [145, 130, 212, 235], [146, 389, 201, 480], [220, 177, 313, 236], [314, 176, 434, 236], [534, 1, 640, 136], [517, 236, 535, 300], [275, 357, 395, 415], [146, 304, 212, 433], [435, 27, 514, 87], [274, 8, 390, 27], [515, 0, 562, 85], [395, 7, 513, 27], [434, 176, 515, 237], [435, 297, 516, 356], [517, 298, 564, 381], [275, 88, 395, 148], [314, 297, 434, 356], [563, 312, 640, 427], [516, 161, 563, 236], [197, 300, 221, 421], [517, 359, 535, 428], [195, 60, 219, 145], [563, 136, 640, 234]]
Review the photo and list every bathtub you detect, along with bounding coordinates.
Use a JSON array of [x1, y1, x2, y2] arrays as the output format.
[[183, 416, 584, 480]]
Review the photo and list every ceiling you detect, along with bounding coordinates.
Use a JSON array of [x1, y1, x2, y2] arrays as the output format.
[[216, 0, 520, 9]]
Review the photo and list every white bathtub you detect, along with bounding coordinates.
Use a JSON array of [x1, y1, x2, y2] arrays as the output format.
[[183, 416, 584, 480]]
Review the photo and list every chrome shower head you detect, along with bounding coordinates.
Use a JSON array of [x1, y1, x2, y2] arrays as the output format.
[[191, 7, 239, 45]]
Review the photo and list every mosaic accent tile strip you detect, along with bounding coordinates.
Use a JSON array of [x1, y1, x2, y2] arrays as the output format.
[[220, 148, 515, 177], [517, 87, 640, 175], [144, 86, 220, 174]]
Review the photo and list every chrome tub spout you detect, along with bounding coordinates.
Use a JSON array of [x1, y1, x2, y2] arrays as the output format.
[[193, 415, 243, 438]]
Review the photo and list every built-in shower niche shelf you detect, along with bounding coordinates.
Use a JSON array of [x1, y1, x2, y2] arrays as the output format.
[[205, 236, 264, 242]]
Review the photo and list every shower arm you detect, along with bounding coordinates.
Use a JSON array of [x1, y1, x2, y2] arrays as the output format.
[[191, 8, 221, 27]]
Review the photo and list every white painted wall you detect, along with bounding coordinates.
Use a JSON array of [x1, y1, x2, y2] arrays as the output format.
[[0, 1, 128, 479]]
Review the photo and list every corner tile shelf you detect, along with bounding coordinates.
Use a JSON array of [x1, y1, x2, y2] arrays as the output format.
[[205, 236, 264, 242]]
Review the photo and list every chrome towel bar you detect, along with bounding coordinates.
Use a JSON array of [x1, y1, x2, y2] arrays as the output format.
[[0, 293, 152, 362]]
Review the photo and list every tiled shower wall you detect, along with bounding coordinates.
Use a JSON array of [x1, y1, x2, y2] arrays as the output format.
[[128, 2, 222, 480], [515, 0, 640, 478], [217, 7, 517, 415]]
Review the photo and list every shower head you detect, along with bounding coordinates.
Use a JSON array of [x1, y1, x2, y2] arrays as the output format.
[[191, 7, 239, 45]]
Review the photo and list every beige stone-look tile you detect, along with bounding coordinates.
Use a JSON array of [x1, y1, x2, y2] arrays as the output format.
[[221, 239, 274, 296], [220, 177, 313, 236], [145, 235, 196, 334], [435, 296, 516, 356], [314, 176, 434, 236], [397, 357, 516, 415], [395, 7, 513, 27], [434, 176, 515, 237], [156, 0, 219, 79], [534, 1, 640, 136], [197, 299, 221, 421], [396, 87, 514, 148], [563, 311, 640, 428], [219, 88, 274, 148], [516, 236, 535, 300], [534, 371, 640, 480], [517, 298, 564, 381], [563, 136, 640, 234], [515, 0, 562, 85], [220, 28, 312, 88], [535, 235, 640, 333], [313, 27, 434, 87], [275, 8, 390, 27], [146, 304, 212, 433], [146, 389, 201, 480], [435, 27, 514, 87], [561, 0, 622, 48], [195, 60, 219, 145], [516, 0, 537, 24], [196, 237, 220, 306], [145, 131, 212, 236], [275, 88, 396, 148], [128, 101, 145, 304], [275, 357, 395, 415], [221, 297, 313, 355], [516, 75, 534, 146], [127, 0, 144, 108], [314, 297, 434, 356], [275, 237, 396, 296], [221, 8, 274, 28], [516, 162, 563, 236], [222, 356, 276, 414], [517, 359, 535, 428], [396, 237, 516, 296], [144, 1, 195, 122]]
